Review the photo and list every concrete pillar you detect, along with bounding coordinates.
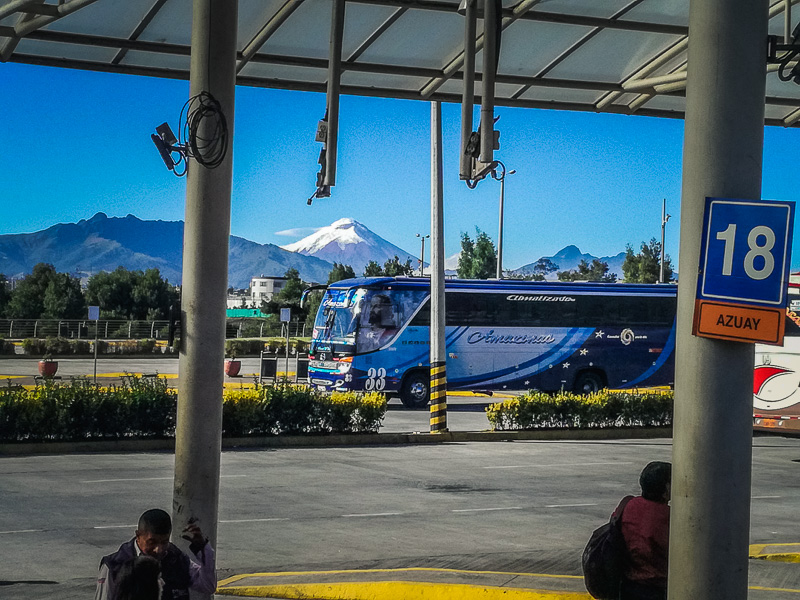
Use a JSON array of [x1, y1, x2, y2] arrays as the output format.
[[668, 0, 767, 598], [429, 101, 447, 433], [172, 0, 238, 563]]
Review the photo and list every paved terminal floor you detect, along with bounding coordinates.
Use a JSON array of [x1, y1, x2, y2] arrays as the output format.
[[2, 438, 800, 599]]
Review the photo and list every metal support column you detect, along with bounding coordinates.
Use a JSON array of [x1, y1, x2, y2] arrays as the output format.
[[668, 0, 767, 598], [324, 0, 345, 187], [459, 0, 477, 180], [173, 0, 238, 572], [430, 101, 447, 434], [480, 0, 497, 164]]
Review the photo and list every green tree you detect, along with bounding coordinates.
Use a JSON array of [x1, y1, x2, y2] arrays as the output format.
[[86, 267, 136, 318], [558, 259, 617, 282], [530, 258, 559, 281], [456, 232, 475, 279], [328, 262, 356, 284], [275, 268, 304, 305], [382, 255, 414, 277], [363, 261, 382, 277], [622, 238, 673, 283], [263, 268, 307, 317], [132, 268, 179, 320], [86, 267, 177, 319], [457, 229, 497, 279], [42, 272, 86, 319], [6, 263, 58, 318]]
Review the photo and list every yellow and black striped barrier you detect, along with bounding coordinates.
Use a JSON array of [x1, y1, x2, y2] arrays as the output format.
[[429, 361, 448, 433]]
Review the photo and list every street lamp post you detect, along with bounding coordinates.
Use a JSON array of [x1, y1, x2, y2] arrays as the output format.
[[416, 233, 430, 277], [492, 162, 516, 279], [660, 198, 671, 283]]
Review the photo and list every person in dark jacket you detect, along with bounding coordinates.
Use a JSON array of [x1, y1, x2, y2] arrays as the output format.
[[95, 509, 216, 600], [613, 461, 671, 600]]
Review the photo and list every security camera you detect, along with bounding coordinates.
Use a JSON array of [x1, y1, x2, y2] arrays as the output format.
[[151, 122, 185, 173], [151, 134, 175, 171], [156, 122, 178, 147]]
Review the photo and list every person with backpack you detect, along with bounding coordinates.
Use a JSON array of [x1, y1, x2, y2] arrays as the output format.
[[582, 461, 671, 600], [614, 461, 672, 600]]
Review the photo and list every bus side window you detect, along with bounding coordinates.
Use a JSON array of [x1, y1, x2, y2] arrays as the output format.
[[410, 299, 430, 326]]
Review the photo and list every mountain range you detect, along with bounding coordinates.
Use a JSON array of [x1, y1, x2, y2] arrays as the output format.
[[0, 213, 628, 286], [0, 213, 333, 288], [512, 246, 626, 280]]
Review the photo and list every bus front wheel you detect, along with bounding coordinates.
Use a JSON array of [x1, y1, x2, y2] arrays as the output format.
[[573, 371, 604, 395], [400, 372, 430, 409]]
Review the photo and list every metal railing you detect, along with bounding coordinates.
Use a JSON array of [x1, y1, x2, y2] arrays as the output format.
[[226, 320, 307, 339], [0, 319, 308, 340], [0, 319, 170, 340]]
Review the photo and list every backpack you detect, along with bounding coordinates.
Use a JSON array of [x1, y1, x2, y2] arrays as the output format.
[[582, 495, 633, 599]]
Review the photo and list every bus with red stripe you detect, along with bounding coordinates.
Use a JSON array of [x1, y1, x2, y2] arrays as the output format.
[[754, 282, 800, 433]]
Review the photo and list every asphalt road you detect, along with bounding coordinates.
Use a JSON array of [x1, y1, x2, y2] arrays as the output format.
[[2, 437, 800, 599]]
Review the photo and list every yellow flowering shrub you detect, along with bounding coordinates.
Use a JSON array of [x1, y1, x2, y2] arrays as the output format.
[[486, 389, 673, 431], [0, 378, 387, 441]]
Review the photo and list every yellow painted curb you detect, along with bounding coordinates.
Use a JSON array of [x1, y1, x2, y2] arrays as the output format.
[[750, 542, 800, 563], [216, 581, 589, 599], [217, 568, 584, 583]]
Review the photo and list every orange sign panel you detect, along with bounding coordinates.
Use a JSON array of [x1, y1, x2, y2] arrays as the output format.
[[693, 300, 785, 344]]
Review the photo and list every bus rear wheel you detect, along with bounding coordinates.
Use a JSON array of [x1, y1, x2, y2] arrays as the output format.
[[400, 372, 430, 409], [574, 371, 604, 395]]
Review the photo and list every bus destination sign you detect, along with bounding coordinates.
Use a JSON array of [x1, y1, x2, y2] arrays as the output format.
[[693, 197, 795, 345]]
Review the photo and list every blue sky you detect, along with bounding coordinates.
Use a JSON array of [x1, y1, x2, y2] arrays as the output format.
[[4, 62, 800, 271]]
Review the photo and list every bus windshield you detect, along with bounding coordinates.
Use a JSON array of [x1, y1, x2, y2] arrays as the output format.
[[313, 287, 428, 353], [312, 288, 365, 345]]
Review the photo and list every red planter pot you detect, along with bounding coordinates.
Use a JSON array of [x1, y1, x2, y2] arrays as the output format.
[[224, 359, 241, 377], [38, 361, 58, 377]]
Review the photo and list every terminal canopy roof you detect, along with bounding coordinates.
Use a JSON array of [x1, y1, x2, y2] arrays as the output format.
[[3, 0, 800, 126]]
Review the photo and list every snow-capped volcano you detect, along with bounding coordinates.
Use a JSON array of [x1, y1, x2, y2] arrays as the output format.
[[281, 218, 419, 275]]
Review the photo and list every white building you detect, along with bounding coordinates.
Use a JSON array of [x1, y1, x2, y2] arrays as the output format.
[[226, 275, 289, 309], [250, 275, 287, 302]]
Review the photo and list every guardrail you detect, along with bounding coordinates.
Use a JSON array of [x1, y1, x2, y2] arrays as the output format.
[[0, 319, 170, 340], [0, 319, 308, 340]]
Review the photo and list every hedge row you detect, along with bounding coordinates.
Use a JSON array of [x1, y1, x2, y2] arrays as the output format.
[[20, 337, 167, 356], [0, 377, 386, 442], [485, 390, 673, 430]]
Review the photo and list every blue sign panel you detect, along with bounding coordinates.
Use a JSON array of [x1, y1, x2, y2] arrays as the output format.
[[698, 197, 794, 307]]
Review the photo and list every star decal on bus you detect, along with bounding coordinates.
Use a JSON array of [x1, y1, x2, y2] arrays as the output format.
[[595, 330, 605, 338], [580, 348, 588, 355], [563, 362, 570, 369]]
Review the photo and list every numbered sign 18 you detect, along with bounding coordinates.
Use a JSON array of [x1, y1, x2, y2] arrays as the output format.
[[699, 198, 794, 306]]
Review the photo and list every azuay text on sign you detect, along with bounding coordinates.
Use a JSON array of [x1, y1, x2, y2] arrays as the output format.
[[715, 314, 760, 330], [693, 300, 784, 344]]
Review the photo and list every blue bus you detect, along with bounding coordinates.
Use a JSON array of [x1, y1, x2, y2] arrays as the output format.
[[307, 277, 677, 408]]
